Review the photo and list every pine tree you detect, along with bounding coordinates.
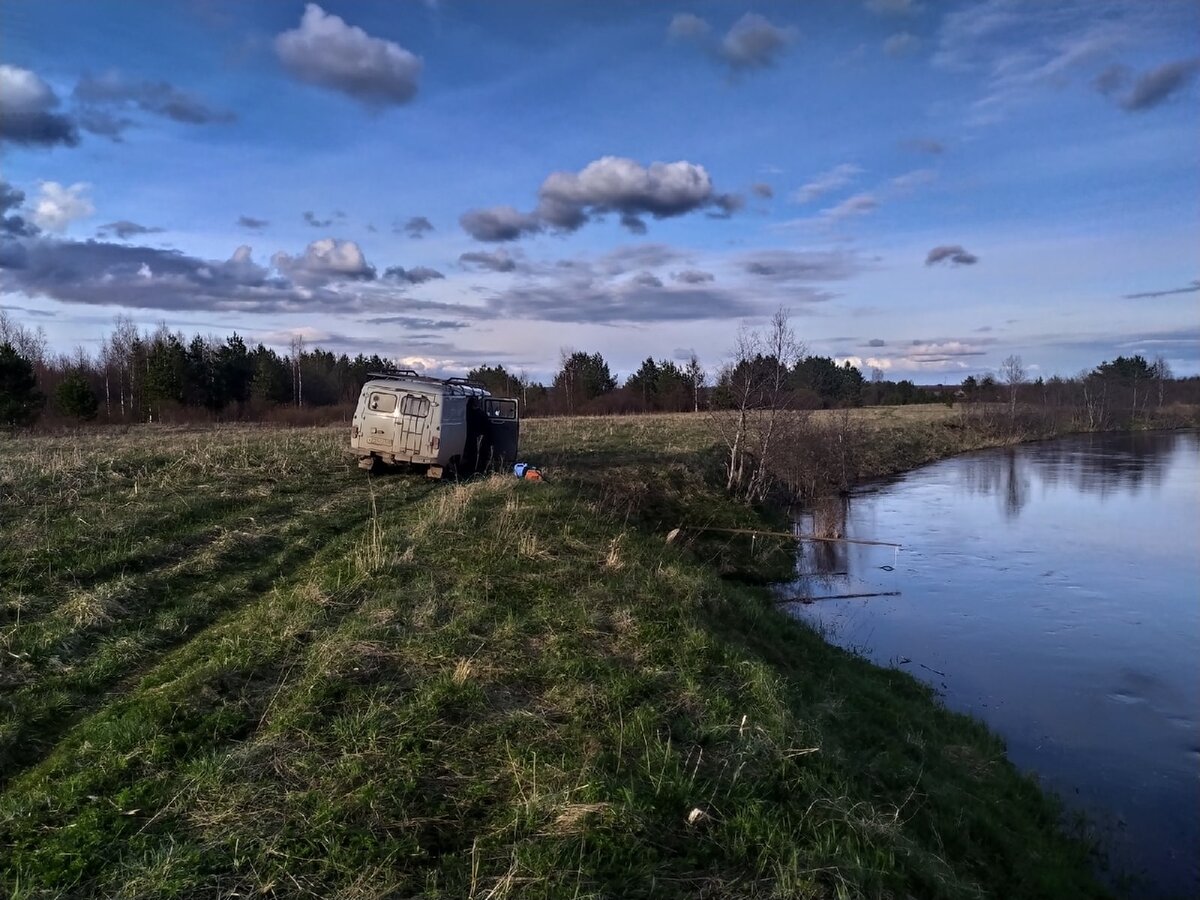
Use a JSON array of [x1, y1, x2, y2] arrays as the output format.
[[55, 369, 98, 420], [0, 342, 44, 428]]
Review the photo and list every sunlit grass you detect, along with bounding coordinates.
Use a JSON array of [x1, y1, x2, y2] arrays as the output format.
[[0, 409, 1110, 897]]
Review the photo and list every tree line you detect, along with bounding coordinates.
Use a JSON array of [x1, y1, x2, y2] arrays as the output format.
[[0, 310, 1194, 428]]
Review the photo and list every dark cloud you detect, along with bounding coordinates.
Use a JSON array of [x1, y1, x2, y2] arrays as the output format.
[[0, 65, 80, 148], [459, 206, 541, 242], [1123, 280, 1200, 300], [383, 265, 444, 284], [707, 192, 745, 219], [0, 303, 55, 318], [631, 271, 663, 289], [925, 244, 978, 266], [74, 71, 234, 133], [867, 338, 886, 347], [904, 137, 944, 155], [670, 13, 797, 72], [303, 211, 333, 228], [750, 182, 774, 199], [1093, 64, 1130, 97], [598, 244, 686, 274], [275, 3, 421, 106], [459, 249, 518, 273], [1118, 58, 1200, 111], [97, 220, 165, 240], [360, 315, 466, 330], [719, 14, 797, 70], [672, 269, 715, 284], [237, 215, 269, 230], [0, 234, 477, 318], [483, 281, 762, 325], [0, 180, 40, 238], [0, 239, 297, 312], [741, 249, 861, 283], [75, 107, 133, 140], [399, 215, 434, 238]]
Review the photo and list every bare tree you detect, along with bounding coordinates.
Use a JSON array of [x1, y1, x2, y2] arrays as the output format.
[[683, 351, 706, 413], [713, 309, 804, 502], [999, 354, 1025, 421], [1151, 354, 1172, 410], [557, 347, 574, 415], [289, 333, 305, 407], [0, 310, 48, 366]]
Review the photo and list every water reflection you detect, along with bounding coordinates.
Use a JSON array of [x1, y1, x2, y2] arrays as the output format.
[[792, 495, 850, 580], [1025, 431, 1180, 497], [783, 430, 1200, 898], [958, 448, 1032, 519], [959, 432, 1186, 519]]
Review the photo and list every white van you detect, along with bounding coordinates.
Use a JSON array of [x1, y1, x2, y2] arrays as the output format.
[[348, 371, 519, 477]]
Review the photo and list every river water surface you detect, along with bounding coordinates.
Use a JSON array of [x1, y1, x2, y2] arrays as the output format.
[[782, 430, 1199, 897]]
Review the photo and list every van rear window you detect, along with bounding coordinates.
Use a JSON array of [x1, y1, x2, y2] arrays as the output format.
[[400, 394, 431, 417], [368, 392, 397, 413], [485, 399, 517, 420]]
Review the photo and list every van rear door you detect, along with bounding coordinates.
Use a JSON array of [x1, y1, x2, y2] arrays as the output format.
[[362, 390, 398, 449], [397, 392, 433, 458]]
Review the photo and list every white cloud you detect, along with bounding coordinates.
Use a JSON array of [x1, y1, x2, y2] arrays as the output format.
[[29, 182, 94, 232], [667, 13, 711, 41], [275, 4, 422, 106], [462, 156, 738, 241], [0, 65, 78, 147], [884, 32, 920, 57], [890, 168, 938, 192], [866, 0, 922, 16], [271, 237, 376, 284], [792, 163, 862, 204], [822, 192, 879, 220]]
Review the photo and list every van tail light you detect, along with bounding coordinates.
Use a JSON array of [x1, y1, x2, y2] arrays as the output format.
[[352, 425, 359, 438], [430, 435, 440, 450]]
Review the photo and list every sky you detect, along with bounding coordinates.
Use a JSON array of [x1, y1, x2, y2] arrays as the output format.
[[1, 0, 1197, 383]]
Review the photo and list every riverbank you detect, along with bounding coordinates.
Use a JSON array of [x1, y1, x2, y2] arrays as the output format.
[[0, 409, 1158, 896]]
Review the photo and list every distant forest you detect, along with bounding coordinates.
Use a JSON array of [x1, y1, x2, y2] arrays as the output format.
[[0, 311, 1195, 427]]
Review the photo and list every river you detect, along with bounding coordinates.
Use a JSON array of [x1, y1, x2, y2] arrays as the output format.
[[781, 430, 1199, 898]]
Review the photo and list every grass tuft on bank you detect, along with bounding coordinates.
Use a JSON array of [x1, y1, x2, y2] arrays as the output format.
[[0, 410, 1119, 897]]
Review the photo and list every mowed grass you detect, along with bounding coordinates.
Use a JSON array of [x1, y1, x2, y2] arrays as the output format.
[[0, 413, 1107, 898]]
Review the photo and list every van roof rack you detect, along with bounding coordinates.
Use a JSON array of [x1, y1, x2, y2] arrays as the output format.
[[444, 376, 487, 390], [366, 370, 492, 396], [368, 369, 420, 378]]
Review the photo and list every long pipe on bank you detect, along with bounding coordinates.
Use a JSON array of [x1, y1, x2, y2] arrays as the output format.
[[666, 525, 901, 549]]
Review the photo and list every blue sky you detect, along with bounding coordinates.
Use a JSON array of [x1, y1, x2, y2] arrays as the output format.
[[1, 0, 1197, 382]]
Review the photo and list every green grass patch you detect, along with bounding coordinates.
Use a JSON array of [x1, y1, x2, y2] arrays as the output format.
[[0, 416, 1111, 897]]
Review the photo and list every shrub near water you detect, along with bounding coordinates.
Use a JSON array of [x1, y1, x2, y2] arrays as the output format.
[[0, 417, 1112, 897]]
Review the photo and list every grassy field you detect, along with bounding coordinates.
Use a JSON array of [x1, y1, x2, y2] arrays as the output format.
[[0, 409, 1112, 898]]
